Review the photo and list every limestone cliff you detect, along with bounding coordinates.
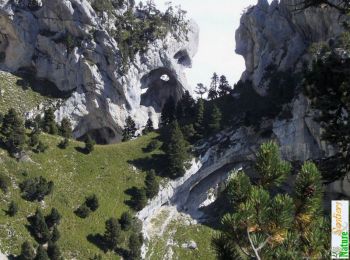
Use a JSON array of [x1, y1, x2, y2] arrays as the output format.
[[0, 0, 199, 143], [236, 0, 346, 94]]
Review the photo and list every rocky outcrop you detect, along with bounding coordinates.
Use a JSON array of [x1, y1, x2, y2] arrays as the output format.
[[236, 0, 346, 94], [0, 0, 199, 143]]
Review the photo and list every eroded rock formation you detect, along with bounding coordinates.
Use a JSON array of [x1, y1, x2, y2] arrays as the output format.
[[0, 0, 199, 143]]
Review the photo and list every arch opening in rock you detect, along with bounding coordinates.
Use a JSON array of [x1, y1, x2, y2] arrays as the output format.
[[78, 127, 116, 145], [140, 67, 184, 112], [174, 49, 192, 67]]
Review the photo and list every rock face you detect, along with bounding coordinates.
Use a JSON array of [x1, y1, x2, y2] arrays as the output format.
[[236, 0, 346, 94], [0, 0, 199, 143]]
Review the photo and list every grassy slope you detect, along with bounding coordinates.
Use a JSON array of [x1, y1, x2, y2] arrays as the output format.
[[0, 71, 216, 260], [0, 133, 160, 259], [0, 72, 53, 115]]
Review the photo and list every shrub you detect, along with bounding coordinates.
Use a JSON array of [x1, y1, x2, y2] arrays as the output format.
[[75, 204, 91, 218], [85, 194, 99, 211], [58, 138, 69, 149], [84, 135, 95, 154], [45, 208, 61, 228], [119, 211, 133, 231], [144, 139, 161, 152], [7, 201, 18, 217], [0, 174, 10, 193], [19, 176, 54, 202]]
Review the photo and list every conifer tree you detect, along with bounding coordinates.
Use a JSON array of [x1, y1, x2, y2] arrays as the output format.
[[45, 208, 61, 228], [7, 201, 18, 217], [122, 116, 137, 141], [176, 91, 196, 122], [218, 75, 231, 96], [213, 142, 329, 259], [33, 208, 51, 243], [142, 117, 154, 135], [20, 241, 35, 260], [1, 108, 26, 154], [161, 96, 176, 126], [119, 211, 133, 231], [128, 232, 143, 259], [51, 226, 60, 243], [195, 83, 207, 99], [84, 135, 95, 153], [42, 108, 58, 135], [163, 121, 189, 178], [104, 218, 122, 251], [35, 245, 49, 260], [132, 188, 148, 211], [59, 117, 72, 138], [29, 128, 40, 149], [194, 99, 205, 140], [85, 194, 99, 211], [47, 242, 62, 260], [208, 73, 219, 100], [145, 170, 159, 199], [206, 105, 222, 135]]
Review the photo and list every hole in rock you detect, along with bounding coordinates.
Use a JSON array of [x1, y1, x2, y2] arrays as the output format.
[[140, 68, 184, 112], [15, 67, 75, 98], [78, 127, 116, 145], [174, 49, 192, 67]]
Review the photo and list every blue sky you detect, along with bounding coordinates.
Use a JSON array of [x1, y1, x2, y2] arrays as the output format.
[[151, 0, 261, 88]]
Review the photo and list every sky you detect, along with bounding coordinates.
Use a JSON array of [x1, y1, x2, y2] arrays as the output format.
[[151, 0, 262, 88]]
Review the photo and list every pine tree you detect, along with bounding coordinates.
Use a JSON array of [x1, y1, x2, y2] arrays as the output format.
[[119, 211, 133, 231], [58, 138, 69, 149], [177, 91, 196, 122], [213, 142, 329, 259], [20, 241, 35, 260], [208, 73, 219, 100], [47, 242, 62, 260], [1, 108, 26, 154], [145, 170, 159, 199], [104, 217, 122, 251], [34, 245, 49, 260], [218, 75, 231, 96], [45, 208, 61, 228], [84, 135, 95, 154], [128, 232, 143, 259], [142, 117, 154, 135], [195, 83, 207, 99], [206, 105, 222, 135], [161, 96, 176, 126], [163, 121, 189, 178], [132, 188, 148, 211], [29, 128, 40, 149], [122, 116, 137, 142], [42, 108, 58, 135], [255, 141, 291, 189], [51, 226, 60, 243], [85, 194, 99, 211], [7, 201, 18, 217], [193, 99, 205, 140], [59, 117, 72, 138], [33, 208, 51, 243]]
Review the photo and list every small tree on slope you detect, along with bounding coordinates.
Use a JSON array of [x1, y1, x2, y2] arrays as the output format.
[[212, 141, 330, 259]]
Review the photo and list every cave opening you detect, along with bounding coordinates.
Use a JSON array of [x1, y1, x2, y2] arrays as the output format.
[[140, 67, 184, 112]]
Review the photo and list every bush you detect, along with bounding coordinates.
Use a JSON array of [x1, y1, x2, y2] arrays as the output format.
[[58, 138, 69, 149], [119, 211, 133, 231], [144, 139, 161, 152], [45, 208, 61, 228], [85, 194, 99, 211], [0, 174, 10, 193], [19, 176, 54, 202], [75, 204, 91, 218], [84, 135, 95, 154], [145, 170, 159, 199], [36, 141, 48, 153], [7, 201, 18, 217]]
